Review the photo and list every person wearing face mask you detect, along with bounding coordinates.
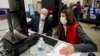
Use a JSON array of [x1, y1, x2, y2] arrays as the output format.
[[55, 9, 97, 56], [55, 11, 68, 41], [28, 8, 52, 36]]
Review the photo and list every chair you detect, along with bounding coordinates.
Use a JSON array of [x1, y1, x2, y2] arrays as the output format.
[[91, 14, 100, 30]]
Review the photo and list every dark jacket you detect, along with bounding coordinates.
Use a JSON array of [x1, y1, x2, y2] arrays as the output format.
[[28, 15, 52, 36], [56, 24, 66, 41], [56, 24, 97, 52]]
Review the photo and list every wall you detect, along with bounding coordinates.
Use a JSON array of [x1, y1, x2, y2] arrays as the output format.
[[0, 0, 9, 8], [0, 0, 33, 11], [32, 0, 84, 12], [62, 0, 83, 7], [24, 0, 33, 11], [32, 0, 42, 12], [0, 0, 84, 10]]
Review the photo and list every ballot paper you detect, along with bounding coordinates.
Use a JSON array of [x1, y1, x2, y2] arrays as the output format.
[[47, 43, 81, 56]]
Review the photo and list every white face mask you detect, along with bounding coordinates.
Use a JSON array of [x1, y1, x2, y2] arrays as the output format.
[[40, 14, 46, 20], [60, 17, 67, 25]]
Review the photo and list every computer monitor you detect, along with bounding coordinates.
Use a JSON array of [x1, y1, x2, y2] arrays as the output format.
[[5, 0, 28, 44], [8, 0, 28, 35]]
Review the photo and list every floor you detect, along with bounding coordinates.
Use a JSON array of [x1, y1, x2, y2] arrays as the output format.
[[0, 19, 9, 40], [0, 19, 100, 53]]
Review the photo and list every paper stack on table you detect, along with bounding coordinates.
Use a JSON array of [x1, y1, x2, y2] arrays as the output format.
[[47, 43, 81, 56]]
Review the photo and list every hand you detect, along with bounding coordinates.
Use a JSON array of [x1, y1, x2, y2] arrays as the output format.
[[60, 45, 75, 56]]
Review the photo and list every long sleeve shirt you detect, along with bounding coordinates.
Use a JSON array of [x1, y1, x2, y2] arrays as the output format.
[[74, 26, 97, 52]]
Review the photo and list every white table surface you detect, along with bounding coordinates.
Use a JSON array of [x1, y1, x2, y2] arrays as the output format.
[[20, 31, 100, 56]]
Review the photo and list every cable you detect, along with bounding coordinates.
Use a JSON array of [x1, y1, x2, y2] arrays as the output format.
[[0, 28, 9, 41], [0, 31, 10, 56], [0, 32, 10, 43]]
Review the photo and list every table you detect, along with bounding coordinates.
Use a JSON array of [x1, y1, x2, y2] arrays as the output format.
[[20, 32, 100, 56], [3, 30, 100, 56]]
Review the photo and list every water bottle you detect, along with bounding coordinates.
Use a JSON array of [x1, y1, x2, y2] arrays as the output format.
[[37, 37, 46, 56]]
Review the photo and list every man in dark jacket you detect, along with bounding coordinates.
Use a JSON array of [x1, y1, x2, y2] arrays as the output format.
[[28, 8, 52, 36]]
